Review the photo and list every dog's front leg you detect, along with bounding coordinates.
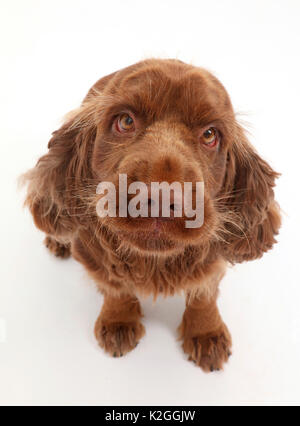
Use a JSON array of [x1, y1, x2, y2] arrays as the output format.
[[178, 284, 232, 372], [94, 293, 145, 357]]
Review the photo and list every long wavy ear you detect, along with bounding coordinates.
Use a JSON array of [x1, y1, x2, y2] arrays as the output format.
[[22, 72, 118, 239], [219, 124, 281, 263], [23, 117, 97, 239]]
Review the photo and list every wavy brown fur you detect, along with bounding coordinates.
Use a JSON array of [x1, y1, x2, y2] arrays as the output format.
[[23, 59, 281, 371]]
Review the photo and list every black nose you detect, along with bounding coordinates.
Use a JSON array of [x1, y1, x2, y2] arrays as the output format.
[[143, 195, 178, 219]]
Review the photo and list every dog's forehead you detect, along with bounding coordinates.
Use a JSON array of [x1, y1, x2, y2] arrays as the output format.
[[116, 62, 222, 98], [104, 60, 232, 122]]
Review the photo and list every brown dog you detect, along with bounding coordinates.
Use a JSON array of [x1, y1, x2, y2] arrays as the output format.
[[23, 59, 281, 372]]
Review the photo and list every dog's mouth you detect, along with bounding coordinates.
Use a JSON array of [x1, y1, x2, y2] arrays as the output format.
[[115, 223, 180, 253], [103, 216, 199, 254], [95, 187, 217, 254]]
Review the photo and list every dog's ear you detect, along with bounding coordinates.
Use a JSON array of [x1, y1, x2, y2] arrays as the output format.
[[24, 119, 96, 238], [23, 73, 116, 238], [219, 124, 281, 263]]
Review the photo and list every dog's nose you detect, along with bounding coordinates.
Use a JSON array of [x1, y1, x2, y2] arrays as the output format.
[[143, 188, 180, 220]]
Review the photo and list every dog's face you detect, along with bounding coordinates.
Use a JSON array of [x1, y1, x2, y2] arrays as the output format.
[[26, 59, 280, 262], [88, 60, 236, 254]]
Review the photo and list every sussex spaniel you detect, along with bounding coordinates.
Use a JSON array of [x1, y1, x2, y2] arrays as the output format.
[[23, 59, 281, 372]]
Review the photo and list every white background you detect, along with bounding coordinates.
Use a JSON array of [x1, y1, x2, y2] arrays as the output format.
[[0, 0, 300, 406]]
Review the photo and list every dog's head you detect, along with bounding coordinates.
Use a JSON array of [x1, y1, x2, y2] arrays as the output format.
[[26, 59, 281, 260]]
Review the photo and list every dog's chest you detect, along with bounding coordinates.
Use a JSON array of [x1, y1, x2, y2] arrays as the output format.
[[113, 250, 209, 297]]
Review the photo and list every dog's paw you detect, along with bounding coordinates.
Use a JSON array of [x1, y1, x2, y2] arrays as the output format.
[[181, 323, 232, 372], [44, 236, 71, 259], [94, 319, 145, 357]]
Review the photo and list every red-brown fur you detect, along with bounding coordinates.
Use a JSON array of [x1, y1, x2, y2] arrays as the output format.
[[23, 59, 281, 371]]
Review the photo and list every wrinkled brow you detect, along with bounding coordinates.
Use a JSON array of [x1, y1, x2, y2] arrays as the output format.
[[94, 73, 232, 128]]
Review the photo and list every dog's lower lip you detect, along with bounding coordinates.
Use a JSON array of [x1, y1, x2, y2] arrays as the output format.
[[151, 217, 172, 230], [117, 223, 167, 241]]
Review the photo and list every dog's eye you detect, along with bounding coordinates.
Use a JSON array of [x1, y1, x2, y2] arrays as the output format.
[[200, 127, 219, 148], [115, 113, 135, 133]]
